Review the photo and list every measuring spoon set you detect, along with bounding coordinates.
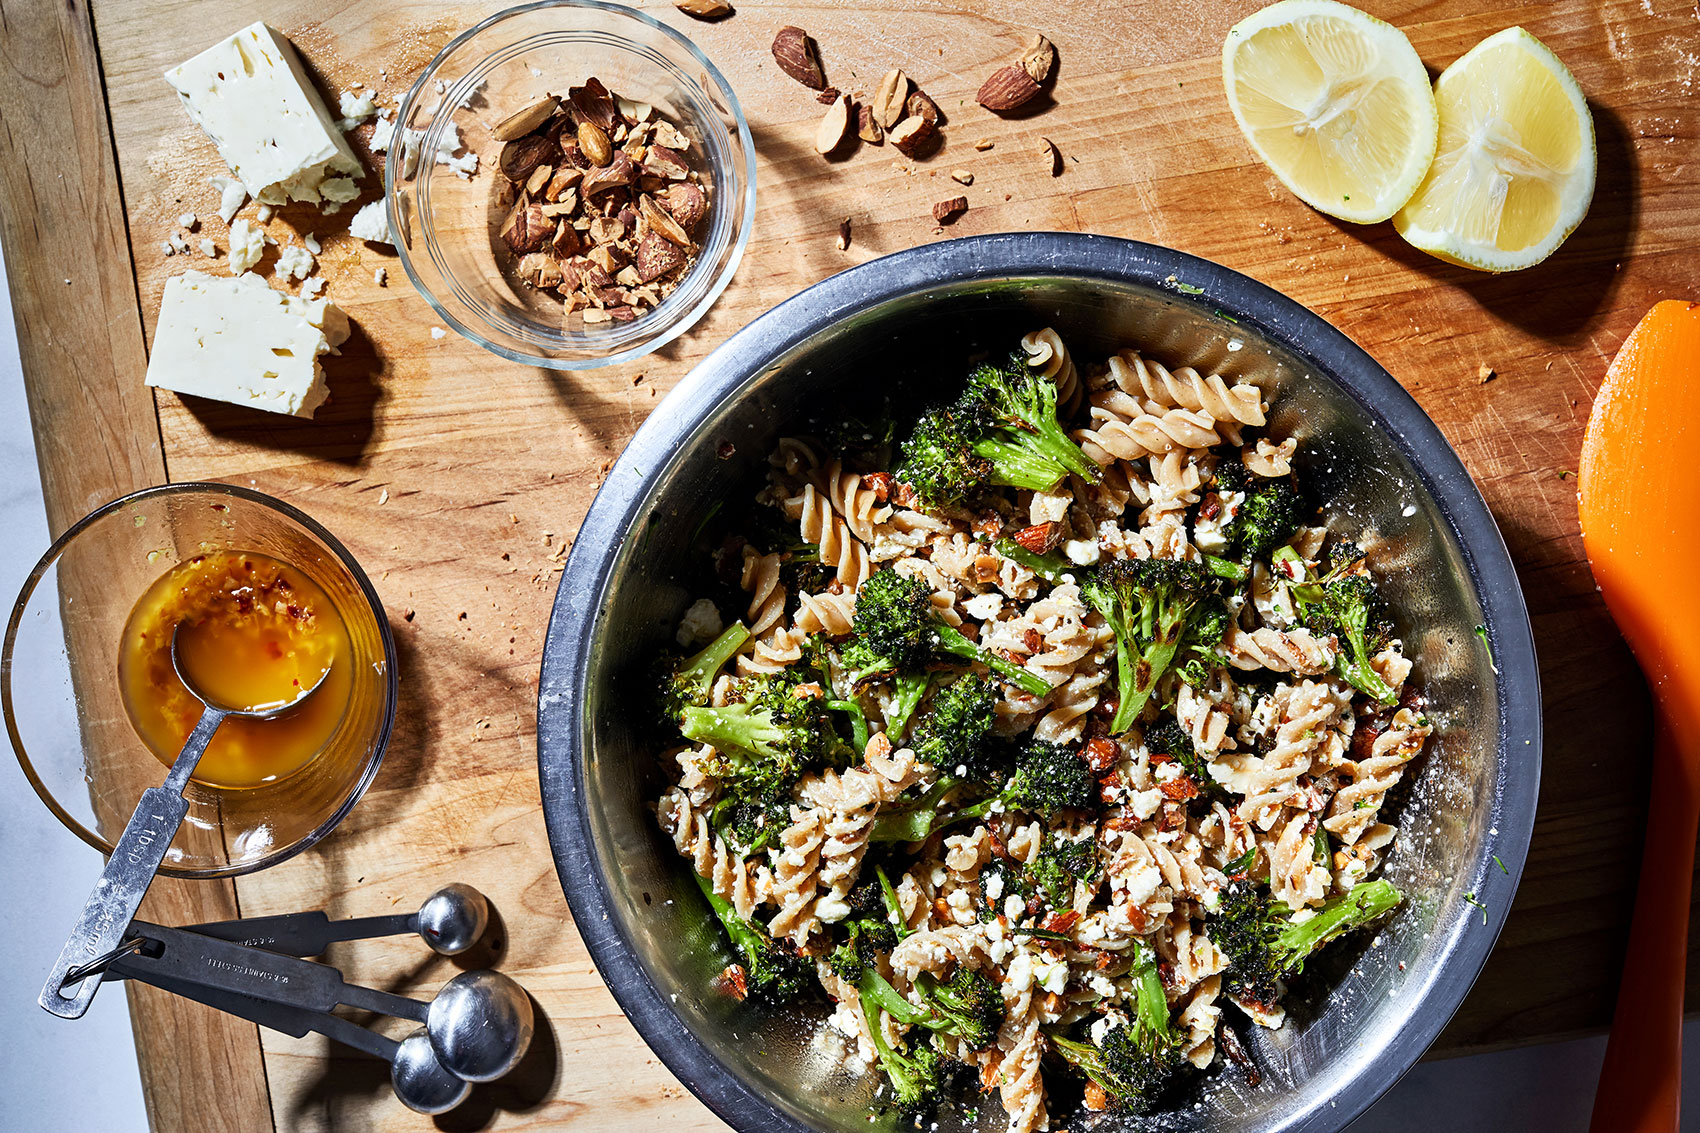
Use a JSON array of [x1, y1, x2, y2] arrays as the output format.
[[65, 885, 532, 1114]]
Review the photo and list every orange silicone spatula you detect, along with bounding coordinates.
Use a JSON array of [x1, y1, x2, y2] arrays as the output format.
[[1581, 300, 1700, 1133]]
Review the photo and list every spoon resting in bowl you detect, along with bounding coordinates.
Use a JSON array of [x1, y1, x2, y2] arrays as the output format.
[[38, 622, 332, 1019], [1580, 299, 1700, 1132]]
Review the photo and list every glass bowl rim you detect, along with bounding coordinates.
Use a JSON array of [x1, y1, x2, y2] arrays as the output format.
[[386, 0, 758, 372], [2, 481, 400, 880]]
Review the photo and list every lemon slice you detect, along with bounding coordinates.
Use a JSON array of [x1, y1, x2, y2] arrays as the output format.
[[1223, 0, 1438, 224], [1393, 27, 1595, 271]]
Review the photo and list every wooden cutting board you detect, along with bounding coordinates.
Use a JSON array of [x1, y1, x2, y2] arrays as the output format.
[[3, 0, 1697, 1129]]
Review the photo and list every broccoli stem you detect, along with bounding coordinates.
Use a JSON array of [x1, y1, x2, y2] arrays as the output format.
[[684, 623, 752, 687], [1129, 940, 1170, 1042], [1272, 879, 1401, 973], [972, 436, 1078, 492], [861, 968, 930, 1027], [1336, 624, 1399, 706], [876, 863, 911, 939], [870, 778, 958, 843], [886, 672, 931, 737], [824, 698, 870, 753], [932, 622, 1051, 698], [1202, 553, 1249, 582], [679, 702, 783, 758], [693, 870, 775, 983], [994, 537, 1069, 584]]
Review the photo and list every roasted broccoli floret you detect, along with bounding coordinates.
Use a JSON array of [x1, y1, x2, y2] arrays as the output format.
[[1221, 464, 1304, 561], [656, 622, 752, 727], [861, 964, 1004, 1051], [708, 793, 791, 856], [1175, 595, 1233, 686], [885, 672, 933, 739], [976, 857, 1035, 922], [1028, 839, 1100, 908], [894, 407, 994, 511], [843, 569, 1051, 697], [1291, 549, 1399, 706], [896, 354, 1099, 509], [911, 674, 1000, 778], [679, 669, 837, 797], [1143, 717, 1215, 790], [827, 875, 901, 982], [874, 737, 1095, 844], [692, 872, 806, 1003], [1080, 558, 1224, 733], [861, 987, 949, 1113], [1215, 877, 1402, 1006], [1050, 942, 1180, 1111]]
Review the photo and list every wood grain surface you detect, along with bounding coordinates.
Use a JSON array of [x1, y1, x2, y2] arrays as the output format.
[[3, 0, 1698, 1128]]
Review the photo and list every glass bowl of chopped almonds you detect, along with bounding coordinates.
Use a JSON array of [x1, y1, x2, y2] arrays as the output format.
[[387, 0, 756, 370]]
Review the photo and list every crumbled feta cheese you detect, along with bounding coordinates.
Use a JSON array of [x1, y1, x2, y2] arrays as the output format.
[[319, 177, 360, 208], [373, 266, 387, 286], [430, 326, 446, 339], [984, 871, 1004, 902], [161, 242, 175, 256], [674, 598, 723, 647], [199, 238, 217, 257], [226, 219, 266, 274], [338, 88, 377, 122], [1034, 959, 1068, 995], [349, 199, 392, 246], [369, 112, 398, 153], [210, 176, 247, 223], [1062, 538, 1100, 566], [1003, 894, 1025, 920], [816, 895, 850, 922], [178, 212, 198, 229], [1193, 490, 1243, 554], [275, 244, 315, 281], [303, 232, 321, 254], [255, 204, 274, 223], [299, 276, 326, 299], [962, 592, 1003, 620]]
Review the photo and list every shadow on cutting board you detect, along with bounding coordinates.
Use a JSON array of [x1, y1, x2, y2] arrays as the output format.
[[173, 319, 383, 467], [1371, 103, 1638, 344]]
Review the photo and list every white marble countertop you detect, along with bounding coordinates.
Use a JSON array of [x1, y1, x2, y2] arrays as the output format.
[[1, 247, 1692, 1131]]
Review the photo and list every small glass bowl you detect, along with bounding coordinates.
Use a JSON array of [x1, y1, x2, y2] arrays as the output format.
[[387, 0, 756, 370], [2, 484, 397, 878]]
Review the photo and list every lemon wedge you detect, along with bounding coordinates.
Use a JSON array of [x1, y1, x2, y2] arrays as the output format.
[[1223, 0, 1438, 224], [1394, 27, 1595, 271]]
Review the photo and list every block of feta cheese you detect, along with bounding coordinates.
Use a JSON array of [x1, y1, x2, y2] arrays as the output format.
[[165, 23, 363, 207], [146, 272, 350, 418]]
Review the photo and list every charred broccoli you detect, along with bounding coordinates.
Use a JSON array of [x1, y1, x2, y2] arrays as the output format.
[[876, 737, 1097, 843], [679, 668, 838, 798], [1028, 839, 1100, 908], [1215, 877, 1402, 1006], [1291, 546, 1399, 705], [896, 354, 1099, 509], [656, 622, 751, 727], [1049, 941, 1180, 1111], [1080, 558, 1225, 733], [843, 569, 1051, 697], [692, 872, 806, 1003]]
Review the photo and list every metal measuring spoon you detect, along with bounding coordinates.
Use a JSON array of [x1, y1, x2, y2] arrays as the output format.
[[38, 624, 332, 1019], [112, 920, 534, 1083], [185, 883, 491, 957], [108, 964, 470, 1114]]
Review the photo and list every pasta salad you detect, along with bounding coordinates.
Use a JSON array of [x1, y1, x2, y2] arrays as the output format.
[[653, 328, 1428, 1129]]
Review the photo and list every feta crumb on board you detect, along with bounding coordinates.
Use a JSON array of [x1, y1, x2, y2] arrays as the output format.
[[209, 176, 247, 223], [349, 199, 392, 247], [336, 88, 377, 131], [303, 233, 322, 255], [177, 212, 197, 229], [275, 245, 315, 281], [145, 271, 349, 418], [165, 23, 364, 207], [199, 238, 217, 257], [675, 599, 723, 647], [430, 326, 447, 340], [373, 266, 387, 286], [226, 219, 266, 275]]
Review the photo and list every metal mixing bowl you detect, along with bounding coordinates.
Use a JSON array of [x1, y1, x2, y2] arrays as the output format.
[[538, 233, 1541, 1132]]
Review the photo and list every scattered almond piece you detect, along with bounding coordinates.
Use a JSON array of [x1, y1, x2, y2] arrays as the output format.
[[977, 65, 1041, 111], [933, 195, 968, 224], [906, 89, 942, 126], [856, 104, 884, 144], [673, 0, 731, 17], [771, 26, 826, 90], [816, 86, 841, 105], [873, 69, 910, 129], [951, 169, 974, 185], [814, 93, 851, 155], [1020, 35, 1056, 84], [837, 217, 852, 251], [578, 119, 614, 167], [890, 115, 938, 158], [1041, 136, 1063, 176], [1478, 364, 1496, 383], [974, 137, 995, 151]]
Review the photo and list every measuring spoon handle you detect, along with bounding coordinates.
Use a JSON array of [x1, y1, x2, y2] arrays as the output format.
[[186, 910, 415, 957], [38, 705, 223, 1019], [38, 785, 191, 1018]]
